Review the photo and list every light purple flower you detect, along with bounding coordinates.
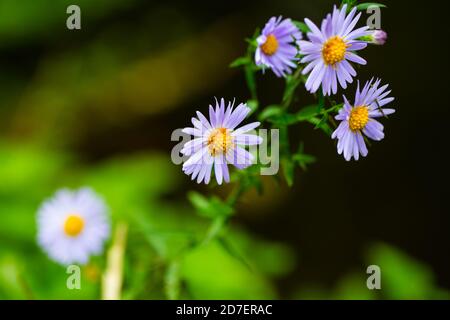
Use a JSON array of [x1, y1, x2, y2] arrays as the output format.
[[37, 188, 110, 265], [255, 16, 302, 77], [299, 5, 371, 96], [181, 98, 262, 185], [332, 78, 395, 161]]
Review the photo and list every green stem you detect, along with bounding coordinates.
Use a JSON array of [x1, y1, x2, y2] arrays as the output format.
[[226, 181, 245, 206], [282, 67, 304, 110], [202, 216, 227, 246], [202, 181, 246, 246]]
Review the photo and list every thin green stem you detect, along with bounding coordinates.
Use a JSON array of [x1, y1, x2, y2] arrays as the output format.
[[202, 180, 246, 245], [282, 66, 304, 110], [226, 180, 245, 206]]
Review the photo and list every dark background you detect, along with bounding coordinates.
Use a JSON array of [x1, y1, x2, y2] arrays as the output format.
[[0, 0, 448, 298]]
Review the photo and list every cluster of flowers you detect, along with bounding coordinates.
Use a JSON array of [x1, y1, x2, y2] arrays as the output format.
[[36, 4, 393, 266], [181, 4, 394, 186]]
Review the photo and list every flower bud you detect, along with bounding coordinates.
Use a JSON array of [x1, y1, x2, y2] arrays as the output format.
[[369, 29, 387, 45]]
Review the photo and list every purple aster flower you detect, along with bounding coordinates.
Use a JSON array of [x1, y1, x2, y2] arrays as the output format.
[[181, 98, 263, 185], [255, 16, 302, 78], [299, 5, 371, 96], [332, 78, 395, 161], [37, 188, 110, 265]]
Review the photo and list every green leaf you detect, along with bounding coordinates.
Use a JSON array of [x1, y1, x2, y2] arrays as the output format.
[[317, 91, 325, 111], [295, 105, 321, 121], [292, 143, 316, 171], [234, 166, 264, 196], [293, 153, 316, 171], [181, 241, 277, 299], [217, 237, 251, 271], [282, 158, 295, 187], [210, 197, 234, 217], [332, 273, 378, 300], [188, 192, 234, 219], [341, 0, 358, 9], [245, 28, 260, 48], [293, 21, 310, 33], [356, 2, 387, 10], [266, 113, 298, 126], [366, 244, 440, 299], [264, 103, 342, 130], [187, 191, 211, 217], [229, 56, 250, 68], [258, 105, 283, 122], [314, 113, 329, 130], [0, 256, 30, 299], [246, 99, 259, 114], [307, 117, 333, 135], [202, 216, 227, 245]]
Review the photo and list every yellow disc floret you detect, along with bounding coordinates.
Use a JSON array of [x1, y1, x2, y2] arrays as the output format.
[[322, 36, 348, 66], [64, 214, 85, 237], [207, 128, 233, 156], [349, 106, 369, 131], [261, 34, 279, 56]]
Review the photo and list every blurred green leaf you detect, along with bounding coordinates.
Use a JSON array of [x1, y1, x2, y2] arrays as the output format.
[[307, 117, 333, 135], [246, 99, 259, 114], [266, 113, 297, 126], [0, 256, 29, 299], [181, 242, 277, 299], [263, 103, 341, 129], [282, 158, 295, 187], [188, 191, 234, 219], [296, 104, 321, 121], [217, 237, 251, 271], [258, 105, 283, 122], [0, 0, 140, 46], [341, 0, 358, 9], [83, 153, 178, 220], [0, 143, 67, 197], [367, 244, 441, 299], [229, 56, 251, 68], [356, 3, 387, 10], [332, 273, 377, 300], [292, 143, 316, 171]]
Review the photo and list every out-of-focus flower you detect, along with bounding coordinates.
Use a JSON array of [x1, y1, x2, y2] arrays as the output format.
[[37, 188, 110, 265], [255, 16, 302, 77], [181, 98, 262, 185], [332, 78, 395, 161], [299, 5, 370, 95]]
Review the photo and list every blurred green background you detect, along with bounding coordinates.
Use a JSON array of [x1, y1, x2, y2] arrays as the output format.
[[0, 0, 449, 299]]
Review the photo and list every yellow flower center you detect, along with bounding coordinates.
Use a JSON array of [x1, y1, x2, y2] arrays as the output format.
[[322, 36, 348, 66], [207, 128, 233, 156], [349, 106, 369, 131], [261, 34, 279, 56], [64, 214, 85, 237]]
